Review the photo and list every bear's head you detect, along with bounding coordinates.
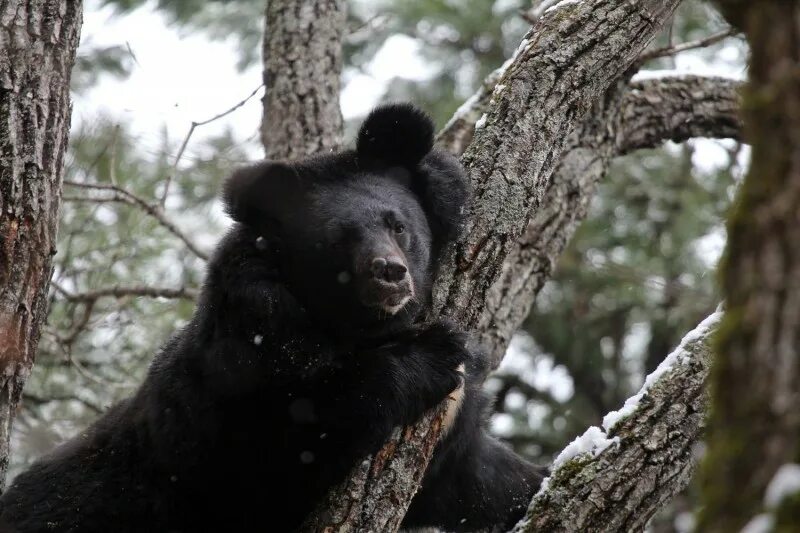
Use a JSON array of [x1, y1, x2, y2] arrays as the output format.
[[223, 104, 469, 337]]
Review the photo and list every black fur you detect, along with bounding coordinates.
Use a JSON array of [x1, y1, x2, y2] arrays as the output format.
[[0, 104, 544, 533], [357, 102, 434, 168]]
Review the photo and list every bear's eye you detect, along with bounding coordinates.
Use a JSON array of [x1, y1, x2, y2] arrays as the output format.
[[394, 222, 405, 234]]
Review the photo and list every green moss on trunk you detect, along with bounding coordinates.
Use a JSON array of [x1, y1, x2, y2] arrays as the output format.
[[699, 2, 800, 532]]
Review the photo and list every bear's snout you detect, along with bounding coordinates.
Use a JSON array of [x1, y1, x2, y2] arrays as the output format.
[[370, 256, 408, 283], [356, 253, 415, 315]]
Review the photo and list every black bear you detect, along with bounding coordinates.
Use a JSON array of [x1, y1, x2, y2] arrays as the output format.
[[0, 104, 544, 532]]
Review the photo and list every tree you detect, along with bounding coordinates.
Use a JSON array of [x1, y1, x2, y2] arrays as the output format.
[[700, 2, 800, 531], [0, 0, 83, 487], [253, 0, 745, 530], [2, 0, 755, 529]]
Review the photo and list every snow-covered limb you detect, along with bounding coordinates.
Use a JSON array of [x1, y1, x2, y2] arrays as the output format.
[[520, 0, 571, 24], [602, 309, 723, 432], [512, 310, 722, 533]]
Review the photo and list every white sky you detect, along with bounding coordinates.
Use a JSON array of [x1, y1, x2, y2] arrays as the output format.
[[79, 0, 746, 171], [79, 1, 259, 151]]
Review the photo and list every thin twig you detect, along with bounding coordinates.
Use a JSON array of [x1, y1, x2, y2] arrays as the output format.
[[125, 40, 140, 67], [638, 28, 738, 63], [160, 83, 265, 206], [58, 298, 95, 349], [51, 281, 198, 302], [70, 354, 136, 390], [45, 296, 138, 390], [63, 181, 209, 261], [22, 391, 104, 415], [667, 16, 675, 50], [108, 124, 120, 186], [346, 14, 389, 41]]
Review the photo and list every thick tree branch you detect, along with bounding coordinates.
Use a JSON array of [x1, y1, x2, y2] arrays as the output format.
[[616, 76, 742, 155], [435, 0, 682, 328], [513, 310, 722, 532], [437, 65, 506, 157], [439, 75, 742, 160], [473, 79, 629, 364]]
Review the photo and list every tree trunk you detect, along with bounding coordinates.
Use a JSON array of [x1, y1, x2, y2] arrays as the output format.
[[0, 0, 83, 488], [699, 2, 800, 531], [261, 0, 345, 159], [515, 310, 722, 532]]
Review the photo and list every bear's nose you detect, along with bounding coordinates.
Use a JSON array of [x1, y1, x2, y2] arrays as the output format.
[[371, 257, 408, 283]]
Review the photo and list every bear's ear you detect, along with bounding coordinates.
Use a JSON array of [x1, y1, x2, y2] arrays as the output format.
[[357, 103, 435, 168], [222, 161, 306, 227], [415, 149, 471, 255]]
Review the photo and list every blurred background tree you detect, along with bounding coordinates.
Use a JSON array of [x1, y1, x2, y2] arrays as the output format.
[[15, 2, 746, 529]]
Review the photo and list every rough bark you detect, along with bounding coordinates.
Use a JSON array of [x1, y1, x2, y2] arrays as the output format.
[[436, 66, 506, 157], [301, 413, 447, 532], [261, 0, 345, 159], [440, 75, 741, 364], [616, 76, 742, 155], [472, 80, 628, 365], [699, 2, 800, 531], [305, 1, 685, 530], [433, 0, 681, 330], [514, 311, 722, 532], [0, 0, 83, 487]]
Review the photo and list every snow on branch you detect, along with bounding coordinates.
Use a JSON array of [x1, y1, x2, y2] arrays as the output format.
[[512, 309, 723, 532]]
